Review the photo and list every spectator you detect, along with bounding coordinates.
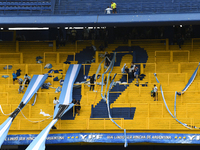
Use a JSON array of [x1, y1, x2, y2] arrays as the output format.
[[12, 71, 17, 85], [105, 52, 111, 66], [91, 44, 97, 52], [72, 99, 76, 104], [66, 28, 71, 41], [151, 88, 154, 97], [153, 84, 158, 101], [56, 36, 60, 48], [134, 66, 139, 83], [52, 97, 59, 129], [105, 6, 112, 14], [90, 76, 95, 91], [125, 66, 129, 74], [99, 44, 105, 51], [71, 27, 77, 44], [111, 2, 117, 14], [130, 62, 135, 78], [18, 79, 24, 94], [177, 35, 184, 50], [83, 27, 89, 40], [53, 97, 59, 107], [24, 74, 31, 87], [75, 100, 81, 116]]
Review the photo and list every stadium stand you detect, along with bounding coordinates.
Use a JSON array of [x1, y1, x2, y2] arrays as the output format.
[[0, 0, 199, 15], [0, 0, 52, 15], [0, 35, 200, 131], [54, 0, 200, 15]]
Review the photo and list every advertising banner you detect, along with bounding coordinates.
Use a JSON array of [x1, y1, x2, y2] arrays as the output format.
[[3, 132, 200, 145]]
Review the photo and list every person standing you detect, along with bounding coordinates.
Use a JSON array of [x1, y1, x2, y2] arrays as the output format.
[[24, 74, 31, 87], [111, 2, 117, 14], [130, 62, 135, 78], [75, 100, 81, 116], [153, 84, 158, 101], [105, 6, 112, 14], [12, 71, 17, 85], [90, 76, 95, 91], [134, 66, 139, 83], [52, 97, 59, 129]]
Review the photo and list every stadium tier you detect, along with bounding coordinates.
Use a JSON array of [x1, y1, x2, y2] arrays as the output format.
[[0, 0, 200, 15], [0, 37, 200, 148]]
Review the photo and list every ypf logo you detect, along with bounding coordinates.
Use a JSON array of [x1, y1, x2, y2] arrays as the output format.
[[80, 134, 103, 140], [188, 135, 200, 140]]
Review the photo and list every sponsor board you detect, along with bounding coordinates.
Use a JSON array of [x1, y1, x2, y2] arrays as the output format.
[[3, 133, 200, 145]]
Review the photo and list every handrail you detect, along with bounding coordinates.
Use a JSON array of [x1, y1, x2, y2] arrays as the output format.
[[44, 52, 76, 64]]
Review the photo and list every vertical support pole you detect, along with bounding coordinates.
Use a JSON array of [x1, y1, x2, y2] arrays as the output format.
[[83, 64, 85, 75], [95, 51, 99, 64], [29, 104, 31, 118], [53, 40, 56, 52], [140, 63, 144, 74], [128, 40, 131, 47], [149, 73, 151, 84], [25, 64, 28, 74], [75, 41, 77, 52], [81, 83, 85, 96], [170, 51, 173, 63], [166, 38, 169, 50], [56, 53, 59, 65], [46, 93, 49, 104], [180, 92, 182, 105], [139, 84, 141, 97], [20, 53, 23, 64], [168, 74, 169, 86], [125, 89, 129, 103], [16, 41, 19, 52], [13, 31, 16, 42], [155, 51, 156, 63], [178, 63, 181, 73], [191, 38, 193, 51], [6, 65, 8, 74], [44, 53, 46, 64], [188, 51, 190, 62], [63, 64, 66, 73], [74, 52, 76, 62], [101, 63, 104, 74], [92, 40, 95, 45], [185, 73, 188, 84]]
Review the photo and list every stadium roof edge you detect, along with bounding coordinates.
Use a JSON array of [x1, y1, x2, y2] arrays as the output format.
[[0, 13, 200, 27]]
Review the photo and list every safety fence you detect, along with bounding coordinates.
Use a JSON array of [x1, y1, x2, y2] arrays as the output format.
[[43, 52, 76, 64], [155, 50, 190, 63], [5, 116, 197, 130], [128, 39, 168, 50], [0, 53, 23, 64]]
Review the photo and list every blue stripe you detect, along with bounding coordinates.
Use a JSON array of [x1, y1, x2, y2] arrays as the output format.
[[27, 64, 81, 150], [53, 64, 81, 118], [174, 91, 177, 118], [21, 74, 48, 106], [0, 75, 48, 148], [101, 53, 116, 100], [26, 119, 58, 150], [154, 74, 191, 129], [0, 117, 13, 148], [180, 63, 200, 94]]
